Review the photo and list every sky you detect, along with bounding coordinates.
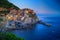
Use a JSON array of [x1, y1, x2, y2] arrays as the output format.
[[8, 0, 60, 14]]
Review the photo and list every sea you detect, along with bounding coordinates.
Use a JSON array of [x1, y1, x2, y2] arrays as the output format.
[[11, 14, 60, 40]]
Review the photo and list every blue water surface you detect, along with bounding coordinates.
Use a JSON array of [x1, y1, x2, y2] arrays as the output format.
[[11, 14, 60, 40]]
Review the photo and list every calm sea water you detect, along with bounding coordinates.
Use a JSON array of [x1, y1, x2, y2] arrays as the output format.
[[11, 14, 60, 40]]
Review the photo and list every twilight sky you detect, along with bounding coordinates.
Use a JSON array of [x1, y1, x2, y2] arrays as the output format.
[[8, 0, 60, 14]]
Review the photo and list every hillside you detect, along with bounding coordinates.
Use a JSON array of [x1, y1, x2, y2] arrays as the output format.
[[0, 0, 19, 9]]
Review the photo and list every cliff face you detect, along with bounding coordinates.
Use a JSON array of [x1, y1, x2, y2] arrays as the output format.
[[0, 0, 39, 28], [16, 9, 39, 25], [0, 0, 19, 9], [23, 12, 39, 24]]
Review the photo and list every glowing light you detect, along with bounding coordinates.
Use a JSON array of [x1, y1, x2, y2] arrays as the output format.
[[6, 15, 13, 20]]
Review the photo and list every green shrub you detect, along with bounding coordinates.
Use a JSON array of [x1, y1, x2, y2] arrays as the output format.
[[0, 32, 24, 40]]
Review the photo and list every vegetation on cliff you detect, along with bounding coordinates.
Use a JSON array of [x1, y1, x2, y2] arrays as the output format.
[[0, 32, 24, 40], [0, 0, 19, 9]]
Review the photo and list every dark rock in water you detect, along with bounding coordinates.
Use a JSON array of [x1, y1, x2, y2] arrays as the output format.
[[6, 24, 36, 31]]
